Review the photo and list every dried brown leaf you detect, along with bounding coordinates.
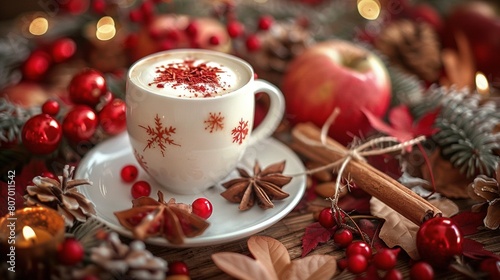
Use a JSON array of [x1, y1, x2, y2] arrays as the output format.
[[280, 254, 337, 280], [429, 198, 459, 217], [211, 252, 276, 280], [248, 236, 289, 277], [212, 236, 336, 280], [370, 197, 420, 259]]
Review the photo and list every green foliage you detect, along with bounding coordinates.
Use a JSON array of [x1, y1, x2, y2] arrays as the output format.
[[411, 87, 500, 178]]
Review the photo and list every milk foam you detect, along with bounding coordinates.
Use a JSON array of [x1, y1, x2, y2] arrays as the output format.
[[130, 53, 250, 98]]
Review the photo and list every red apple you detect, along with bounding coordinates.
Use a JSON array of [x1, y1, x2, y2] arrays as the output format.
[[444, 1, 500, 82], [282, 40, 391, 145]]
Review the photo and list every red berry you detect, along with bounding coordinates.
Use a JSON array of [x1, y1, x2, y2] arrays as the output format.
[[168, 260, 189, 276], [384, 269, 403, 280], [346, 241, 372, 260], [121, 165, 138, 183], [410, 262, 434, 280], [185, 21, 198, 38], [318, 207, 336, 229], [227, 21, 244, 38], [41, 171, 58, 181], [258, 15, 273, 30], [42, 99, 60, 116], [480, 258, 500, 280], [192, 198, 213, 219], [209, 35, 221, 46], [333, 228, 353, 248], [131, 180, 151, 199], [129, 9, 143, 23], [337, 258, 348, 271], [416, 217, 463, 268], [373, 249, 397, 271], [347, 254, 368, 274], [245, 35, 261, 52], [57, 238, 84, 266], [91, 0, 106, 14]]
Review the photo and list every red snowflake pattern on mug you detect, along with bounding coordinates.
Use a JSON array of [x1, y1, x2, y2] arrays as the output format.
[[231, 118, 249, 145], [204, 112, 224, 133], [139, 114, 180, 157]]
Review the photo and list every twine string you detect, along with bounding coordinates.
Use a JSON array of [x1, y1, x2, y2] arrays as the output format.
[[290, 108, 426, 206]]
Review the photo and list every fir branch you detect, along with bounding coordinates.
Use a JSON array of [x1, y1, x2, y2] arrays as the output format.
[[0, 98, 38, 146], [414, 87, 500, 178]]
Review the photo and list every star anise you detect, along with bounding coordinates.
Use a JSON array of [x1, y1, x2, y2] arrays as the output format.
[[114, 191, 209, 245], [221, 161, 292, 211]]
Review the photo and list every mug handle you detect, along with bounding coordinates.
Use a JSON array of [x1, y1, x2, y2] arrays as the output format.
[[248, 79, 285, 146]]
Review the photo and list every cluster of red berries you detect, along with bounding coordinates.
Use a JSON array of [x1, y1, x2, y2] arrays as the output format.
[[120, 164, 213, 219], [317, 206, 437, 279], [120, 164, 151, 199]]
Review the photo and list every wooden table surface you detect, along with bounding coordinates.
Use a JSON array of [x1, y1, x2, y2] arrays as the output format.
[[148, 208, 500, 279], [144, 134, 500, 280], [144, 130, 500, 279]]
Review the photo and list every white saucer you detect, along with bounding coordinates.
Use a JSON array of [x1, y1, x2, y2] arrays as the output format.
[[75, 132, 306, 247]]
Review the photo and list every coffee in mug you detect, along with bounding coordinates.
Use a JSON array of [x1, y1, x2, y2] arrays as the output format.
[[126, 49, 285, 194]]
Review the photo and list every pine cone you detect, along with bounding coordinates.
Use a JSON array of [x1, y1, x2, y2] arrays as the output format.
[[374, 19, 441, 82], [240, 20, 314, 85], [468, 165, 500, 230], [80, 232, 168, 280], [24, 165, 96, 227]]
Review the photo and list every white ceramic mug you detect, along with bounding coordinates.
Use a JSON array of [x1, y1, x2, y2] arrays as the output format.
[[126, 49, 285, 194]]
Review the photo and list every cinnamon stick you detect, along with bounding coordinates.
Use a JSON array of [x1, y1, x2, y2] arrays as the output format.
[[291, 123, 442, 225]]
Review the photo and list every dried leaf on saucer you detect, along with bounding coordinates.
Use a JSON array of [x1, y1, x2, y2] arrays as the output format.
[[212, 235, 337, 280], [114, 191, 209, 245], [221, 161, 292, 210]]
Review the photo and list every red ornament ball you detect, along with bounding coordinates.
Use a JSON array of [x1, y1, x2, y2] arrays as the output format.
[[192, 198, 213, 219], [68, 68, 107, 107], [62, 105, 99, 143], [51, 38, 76, 63], [22, 50, 51, 81], [57, 237, 85, 266], [41, 99, 60, 116], [99, 98, 126, 135], [131, 180, 151, 199], [21, 114, 62, 154], [167, 260, 190, 276], [120, 165, 139, 183], [384, 269, 403, 280], [416, 217, 463, 268]]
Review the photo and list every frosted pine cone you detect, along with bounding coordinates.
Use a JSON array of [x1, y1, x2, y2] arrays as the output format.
[[24, 165, 96, 227], [74, 232, 168, 280]]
